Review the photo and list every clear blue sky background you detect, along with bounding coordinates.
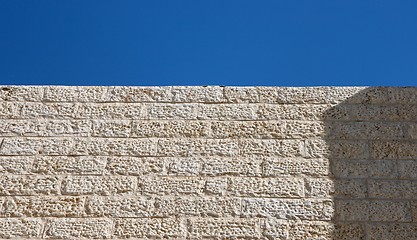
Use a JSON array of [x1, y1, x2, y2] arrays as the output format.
[[1, 1, 416, 86]]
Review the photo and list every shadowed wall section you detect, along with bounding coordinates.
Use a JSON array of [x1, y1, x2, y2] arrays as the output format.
[[325, 87, 417, 240], [0, 86, 415, 239]]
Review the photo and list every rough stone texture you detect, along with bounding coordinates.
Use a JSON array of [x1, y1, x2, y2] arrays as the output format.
[[0, 86, 416, 239]]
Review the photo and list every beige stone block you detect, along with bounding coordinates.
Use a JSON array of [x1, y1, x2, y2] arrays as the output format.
[[139, 176, 205, 196], [0, 119, 90, 137], [61, 176, 137, 196], [107, 86, 172, 102], [368, 200, 411, 222], [197, 104, 258, 120], [44, 86, 79, 102], [72, 138, 157, 156], [167, 157, 201, 176], [262, 158, 330, 177], [0, 137, 75, 156], [210, 120, 324, 139], [305, 178, 367, 198], [0, 175, 59, 196], [228, 177, 304, 197], [0, 156, 33, 174], [114, 218, 185, 238], [158, 139, 239, 157], [32, 156, 107, 175], [86, 196, 153, 217], [239, 139, 302, 157], [368, 180, 417, 199], [301, 139, 330, 158], [331, 159, 397, 178], [0, 218, 43, 239], [45, 86, 109, 102], [333, 223, 364, 240], [106, 156, 164, 176], [242, 198, 334, 220], [407, 122, 417, 139], [327, 121, 404, 140], [372, 140, 417, 160], [367, 223, 417, 240], [143, 103, 197, 119], [0, 86, 44, 101], [261, 219, 289, 239], [348, 104, 417, 121], [188, 218, 260, 238], [257, 87, 364, 104], [398, 160, 417, 178], [327, 140, 369, 159], [335, 200, 411, 222], [257, 104, 333, 121], [21, 102, 78, 119], [344, 87, 417, 105], [224, 87, 259, 103], [153, 196, 241, 217], [92, 119, 131, 137], [44, 218, 112, 239], [3, 196, 85, 217], [132, 120, 210, 138], [334, 200, 368, 221], [205, 178, 227, 195], [171, 86, 225, 102], [201, 157, 261, 176], [77, 103, 142, 119], [0, 102, 23, 119]]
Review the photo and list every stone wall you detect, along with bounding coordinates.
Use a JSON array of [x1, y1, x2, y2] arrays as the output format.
[[0, 86, 416, 239]]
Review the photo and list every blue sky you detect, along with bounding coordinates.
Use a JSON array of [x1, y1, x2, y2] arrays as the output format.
[[0, 1, 416, 86]]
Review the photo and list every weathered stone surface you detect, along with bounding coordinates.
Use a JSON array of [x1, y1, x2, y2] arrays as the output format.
[[0, 218, 43, 239], [211, 120, 324, 139], [0, 119, 91, 137], [188, 218, 260, 238], [0, 175, 59, 196], [158, 139, 239, 157], [92, 120, 131, 137], [72, 138, 157, 156], [3, 196, 85, 217], [0, 156, 33, 174], [335, 200, 411, 222], [201, 157, 262, 176], [132, 120, 210, 138], [143, 103, 197, 119], [76, 103, 142, 119], [61, 176, 137, 196], [305, 178, 367, 198], [139, 176, 205, 196], [198, 104, 258, 120], [242, 198, 334, 220], [262, 158, 330, 177], [331, 159, 397, 178], [106, 156, 165, 176], [372, 140, 417, 160], [153, 196, 241, 217], [228, 177, 304, 197], [86, 196, 153, 217], [1, 86, 417, 239], [0, 86, 44, 102], [44, 218, 112, 239], [367, 223, 417, 240], [32, 156, 107, 175], [114, 218, 185, 238], [107, 86, 172, 102], [171, 86, 225, 102], [44, 86, 109, 102]]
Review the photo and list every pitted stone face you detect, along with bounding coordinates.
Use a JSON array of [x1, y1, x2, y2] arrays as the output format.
[[0, 86, 416, 239]]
